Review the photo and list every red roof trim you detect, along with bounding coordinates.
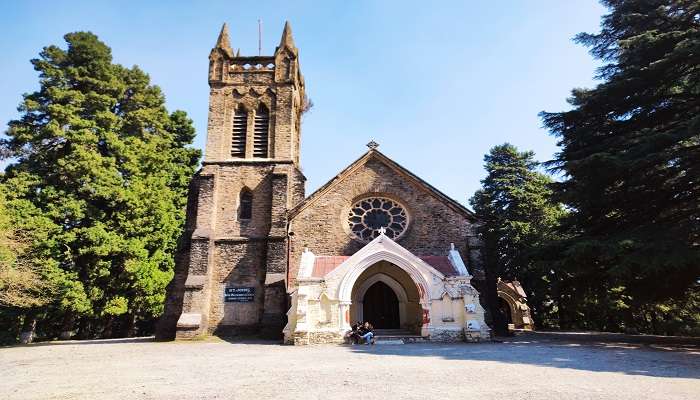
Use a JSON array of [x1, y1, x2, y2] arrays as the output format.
[[310, 255, 458, 278]]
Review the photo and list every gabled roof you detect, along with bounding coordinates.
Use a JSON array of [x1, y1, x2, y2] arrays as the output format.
[[288, 149, 477, 220], [310, 255, 459, 278]]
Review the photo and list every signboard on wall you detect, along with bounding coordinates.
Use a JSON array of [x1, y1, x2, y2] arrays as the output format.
[[224, 287, 255, 302]]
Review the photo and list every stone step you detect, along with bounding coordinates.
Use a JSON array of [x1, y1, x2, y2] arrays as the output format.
[[350, 329, 429, 345], [374, 330, 429, 344], [374, 329, 417, 336], [374, 338, 404, 345], [355, 337, 427, 345]]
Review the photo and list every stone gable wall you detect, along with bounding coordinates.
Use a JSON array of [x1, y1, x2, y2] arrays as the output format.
[[289, 157, 477, 287]]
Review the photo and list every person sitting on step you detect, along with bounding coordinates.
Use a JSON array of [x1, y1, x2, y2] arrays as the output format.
[[358, 321, 375, 345], [348, 321, 363, 345]]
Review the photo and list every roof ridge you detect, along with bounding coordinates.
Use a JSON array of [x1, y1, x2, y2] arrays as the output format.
[[288, 149, 477, 221]]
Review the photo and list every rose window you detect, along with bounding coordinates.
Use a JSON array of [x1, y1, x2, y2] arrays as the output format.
[[347, 197, 408, 241]]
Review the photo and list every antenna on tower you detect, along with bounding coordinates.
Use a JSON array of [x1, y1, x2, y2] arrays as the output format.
[[258, 18, 262, 56]]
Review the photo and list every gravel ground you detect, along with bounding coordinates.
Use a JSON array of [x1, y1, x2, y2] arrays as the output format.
[[1, 332, 698, 400]]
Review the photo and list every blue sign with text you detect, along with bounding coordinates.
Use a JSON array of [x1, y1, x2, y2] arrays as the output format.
[[224, 287, 255, 302]]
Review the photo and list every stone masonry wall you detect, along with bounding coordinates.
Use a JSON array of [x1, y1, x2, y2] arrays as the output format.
[[206, 164, 274, 239], [288, 156, 478, 287], [163, 24, 306, 339], [208, 239, 268, 333]]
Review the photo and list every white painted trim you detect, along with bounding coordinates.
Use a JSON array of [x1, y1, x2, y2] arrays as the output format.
[[448, 247, 470, 277], [328, 233, 443, 306], [298, 248, 316, 278]]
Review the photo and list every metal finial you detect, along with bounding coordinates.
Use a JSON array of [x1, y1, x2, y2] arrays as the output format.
[[258, 18, 262, 56], [378, 227, 387, 235], [366, 140, 379, 150]]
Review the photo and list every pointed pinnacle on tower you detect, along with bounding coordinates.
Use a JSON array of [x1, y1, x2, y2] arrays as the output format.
[[278, 20, 296, 50], [214, 23, 234, 57]]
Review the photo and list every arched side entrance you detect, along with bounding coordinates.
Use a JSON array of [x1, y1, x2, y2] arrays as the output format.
[[497, 289, 534, 330], [349, 261, 422, 332], [498, 296, 513, 326]]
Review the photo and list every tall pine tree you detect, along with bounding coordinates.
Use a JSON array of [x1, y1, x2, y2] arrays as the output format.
[[541, 0, 700, 318], [540, 0, 699, 330], [470, 144, 563, 335], [0, 32, 200, 341]]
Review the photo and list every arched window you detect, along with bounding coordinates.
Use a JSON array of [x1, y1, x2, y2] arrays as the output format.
[[253, 104, 269, 158], [239, 189, 253, 220], [231, 105, 247, 158]]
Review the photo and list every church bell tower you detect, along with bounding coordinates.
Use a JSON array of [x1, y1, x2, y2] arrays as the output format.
[[205, 21, 305, 165], [160, 22, 307, 339]]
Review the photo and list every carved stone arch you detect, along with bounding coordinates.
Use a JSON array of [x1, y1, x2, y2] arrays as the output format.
[[233, 102, 249, 112], [439, 292, 455, 322], [497, 290, 519, 325], [352, 273, 409, 325], [256, 101, 271, 114], [337, 250, 431, 307], [249, 87, 269, 97], [347, 181, 396, 200], [318, 292, 333, 325]]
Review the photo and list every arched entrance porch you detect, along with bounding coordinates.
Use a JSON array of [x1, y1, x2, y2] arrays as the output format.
[[349, 261, 422, 333]]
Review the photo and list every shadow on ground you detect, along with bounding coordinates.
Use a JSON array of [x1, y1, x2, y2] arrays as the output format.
[[348, 331, 700, 379], [2, 336, 157, 348]]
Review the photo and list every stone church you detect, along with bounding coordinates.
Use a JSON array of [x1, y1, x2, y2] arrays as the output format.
[[158, 22, 531, 343]]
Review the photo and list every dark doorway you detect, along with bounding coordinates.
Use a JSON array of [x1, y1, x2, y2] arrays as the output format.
[[498, 297, 513, 325], [363, 281, 400, 329]]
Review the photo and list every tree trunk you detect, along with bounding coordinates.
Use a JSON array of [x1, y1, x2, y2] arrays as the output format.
[[102, 316, 113, 339], [78, 316, 92, 339], [125, 313, 137, 337], [484, 270, 509, 337], [19, 311, 37, 344], [59, 311, 74, 340], [650, 309, 660, 335]]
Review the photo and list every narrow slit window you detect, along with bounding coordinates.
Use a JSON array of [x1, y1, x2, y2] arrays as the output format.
[[239, 190, 253, 220], [253, 104, 269, 158], [231, 106, 247, 158]]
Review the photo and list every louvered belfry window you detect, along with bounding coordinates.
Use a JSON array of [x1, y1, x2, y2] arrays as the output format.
[[253, 104, 269, 158], [231, 106, 247, 158]]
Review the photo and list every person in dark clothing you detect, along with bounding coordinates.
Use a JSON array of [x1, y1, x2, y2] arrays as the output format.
[[349, 321, 363, 345], [358, 321, 375, 345]]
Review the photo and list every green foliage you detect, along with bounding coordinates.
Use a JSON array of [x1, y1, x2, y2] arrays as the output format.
[[0, 185, 55, 309], [470, 144, 564, 335], [537, 0, 700, 334], [0, 31, 200, 342]]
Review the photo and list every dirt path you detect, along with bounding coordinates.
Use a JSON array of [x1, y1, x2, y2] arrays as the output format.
[[1, 333, 698, 400]]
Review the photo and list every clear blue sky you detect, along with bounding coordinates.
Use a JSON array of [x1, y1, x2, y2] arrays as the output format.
[[0, 0, 605, 206]]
